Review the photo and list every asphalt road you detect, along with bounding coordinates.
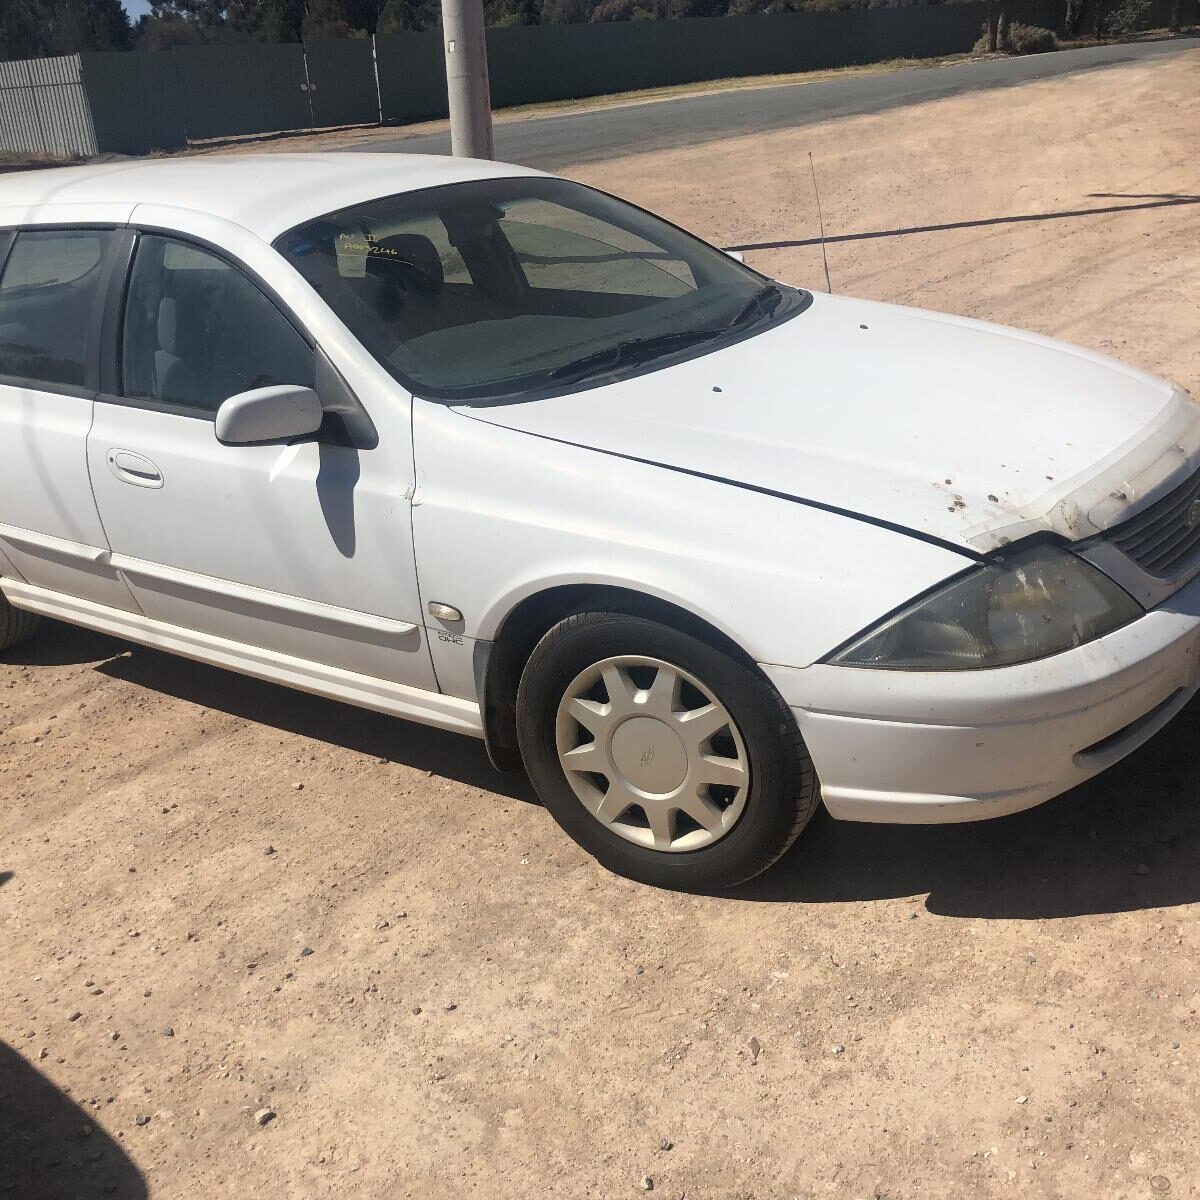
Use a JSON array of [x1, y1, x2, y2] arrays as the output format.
[[360, 36, 1200, 170]]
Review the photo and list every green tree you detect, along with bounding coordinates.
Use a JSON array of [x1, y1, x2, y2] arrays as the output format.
[[377, 0, 439, 31], [303, 0, 368, 36]]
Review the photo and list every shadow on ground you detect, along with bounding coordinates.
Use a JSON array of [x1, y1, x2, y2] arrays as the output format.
[[736, 692, 1200, 919], [0, 1042, 147, 1200], [18, 620, 1200, 919], [18, 621, 537, 803], [725, 193, 1200, 252]]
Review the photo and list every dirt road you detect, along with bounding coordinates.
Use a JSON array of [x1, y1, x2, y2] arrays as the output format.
[[3, 50, 1199, 1200]]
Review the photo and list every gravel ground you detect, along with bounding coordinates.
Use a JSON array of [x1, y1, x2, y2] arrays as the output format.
[[2, 49, 1199, 1200]]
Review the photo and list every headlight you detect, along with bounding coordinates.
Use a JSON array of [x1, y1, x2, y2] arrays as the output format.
[[827, 544, 1143, 670]]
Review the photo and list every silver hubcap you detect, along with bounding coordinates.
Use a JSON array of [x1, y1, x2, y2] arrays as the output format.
[[555, 655, 750, 853]]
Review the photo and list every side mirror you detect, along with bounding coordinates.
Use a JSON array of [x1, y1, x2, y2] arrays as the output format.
[[725, 249, 746, 264], [214, 385, 323, 446]]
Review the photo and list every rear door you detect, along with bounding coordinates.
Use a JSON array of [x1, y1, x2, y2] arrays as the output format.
[[85, 219, 437, 692], [0, 226, 139, 612]]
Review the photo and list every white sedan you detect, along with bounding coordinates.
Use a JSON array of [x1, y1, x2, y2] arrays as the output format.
[[1, 153, 1197, 889]]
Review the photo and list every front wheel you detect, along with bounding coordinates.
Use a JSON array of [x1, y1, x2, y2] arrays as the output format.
[[0, 593, 40, 654], [516, 608, 818, 890]]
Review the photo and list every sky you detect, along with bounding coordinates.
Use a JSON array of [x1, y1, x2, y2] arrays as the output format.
[[122, 0, 153, 17]]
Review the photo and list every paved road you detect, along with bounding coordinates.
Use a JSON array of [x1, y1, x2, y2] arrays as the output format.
[[360, 36, 1199, 170]]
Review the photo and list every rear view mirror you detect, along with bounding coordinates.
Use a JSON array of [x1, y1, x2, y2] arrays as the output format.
[[215, 385, 323, 446]]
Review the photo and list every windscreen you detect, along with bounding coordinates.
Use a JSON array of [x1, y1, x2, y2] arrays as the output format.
[[276, 176, 805, 402]]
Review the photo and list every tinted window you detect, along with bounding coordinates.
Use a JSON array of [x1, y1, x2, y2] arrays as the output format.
[[277, 177, 804, 402], [0, 230, 108, 388], [122, 235, 312, 414]]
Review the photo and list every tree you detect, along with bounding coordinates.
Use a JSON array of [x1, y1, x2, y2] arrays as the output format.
[[303, 0, 351, 37], [377, 0, 439, 31], [1, 0, 133, 59]]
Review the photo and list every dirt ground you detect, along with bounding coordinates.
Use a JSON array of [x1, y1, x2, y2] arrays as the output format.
[[3, 50, 1200, 1200]]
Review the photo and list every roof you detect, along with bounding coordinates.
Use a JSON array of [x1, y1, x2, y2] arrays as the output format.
[[0, 152, 546, 241]]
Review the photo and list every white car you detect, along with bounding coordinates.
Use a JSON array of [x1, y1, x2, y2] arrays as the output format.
[[1, 154, 1197, 889]]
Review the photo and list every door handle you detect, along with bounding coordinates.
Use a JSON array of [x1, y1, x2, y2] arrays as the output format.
[[107, 449, 164, 490]]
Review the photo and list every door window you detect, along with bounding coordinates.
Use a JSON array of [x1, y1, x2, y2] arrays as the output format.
[[121, 235, 313, 415], [0, 229, 110, 389]]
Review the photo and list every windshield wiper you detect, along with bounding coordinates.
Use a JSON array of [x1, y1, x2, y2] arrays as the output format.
[[545, 286, 789, 387], [726, 283, 784, 330], [547, 328, 721, 384]]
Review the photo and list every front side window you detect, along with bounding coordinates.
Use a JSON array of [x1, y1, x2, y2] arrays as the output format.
[[0, 229, 109, 388], [277, 177, 805, 402], [121, 235, 313, 415]]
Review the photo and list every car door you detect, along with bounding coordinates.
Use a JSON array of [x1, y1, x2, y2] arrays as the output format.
[[86, 225, 438, 692], [0, 226, 140, 612]]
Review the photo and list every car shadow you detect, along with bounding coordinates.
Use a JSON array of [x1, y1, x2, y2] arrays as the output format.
[[77, 628, 539, 804], [0, 1042, 148, 1200], [14, 622, 1200, 916], [732, 692, 1200, 919]]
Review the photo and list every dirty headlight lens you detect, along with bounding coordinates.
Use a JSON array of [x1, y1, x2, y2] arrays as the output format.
[[828, 545, 1143, 670]]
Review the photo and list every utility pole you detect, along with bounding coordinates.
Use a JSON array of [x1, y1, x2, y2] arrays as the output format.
[[441, 0, 494, 159]]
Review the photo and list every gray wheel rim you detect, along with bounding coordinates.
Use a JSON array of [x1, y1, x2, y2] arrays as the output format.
[[554, 655, 750, 853]]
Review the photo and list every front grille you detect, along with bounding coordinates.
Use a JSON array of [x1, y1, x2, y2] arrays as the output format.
[[1108, 468, 1200, 578]]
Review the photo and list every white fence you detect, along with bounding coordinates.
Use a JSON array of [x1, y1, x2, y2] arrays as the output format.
[[0, 54, 97, 159]]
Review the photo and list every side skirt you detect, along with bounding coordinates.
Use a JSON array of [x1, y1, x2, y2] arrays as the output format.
[[2, 578, 484, 738]]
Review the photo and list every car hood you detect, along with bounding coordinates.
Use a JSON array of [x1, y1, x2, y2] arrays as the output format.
[[457, 292, 1199, 555]]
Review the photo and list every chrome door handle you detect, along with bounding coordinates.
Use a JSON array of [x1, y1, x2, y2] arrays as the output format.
[[107, 449, 164, 489]]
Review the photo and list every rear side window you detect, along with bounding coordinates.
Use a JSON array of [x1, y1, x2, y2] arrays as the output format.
[[121, 235, 313, 415], [0, 230, 109, 389]]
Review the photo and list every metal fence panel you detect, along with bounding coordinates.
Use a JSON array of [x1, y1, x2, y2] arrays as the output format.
[[0, 54, 97, 158], [484, 5, 988, 110], [80, 51, 187, 155], [375, 31, 449, 124], [305, 37, 380, 128], [172, 42, 311, 141]]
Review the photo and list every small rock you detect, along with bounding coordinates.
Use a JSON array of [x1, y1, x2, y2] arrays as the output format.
[[639, 1177, 653, 1192], [264, 846, 276, 856], [1150, 1177, 1171, 1193], [831, 1043, 845, 1055], [659, 1137, 673, 1152], [84, 980, 95, 988], [298, 947, 314, 958], [1135, 863, 1151, 876], [134, 1115, 150, 1127], [143, 990, 152, 998], [254, 1109, 276, 1127], [292, 782, 304, 791], [68, 1011, 82, 1022], [90, 987, 104, 996], [1016, 1095, 1028, 1105], [748, 1036, 762, 1063], [411, 1006, 423, 1015], [38, 1047, 48, 1060], [161, 1027, 174, 1038], [444, 1002, 457, 1012]]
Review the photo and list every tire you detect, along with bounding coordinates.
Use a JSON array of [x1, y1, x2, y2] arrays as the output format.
[[0, 593, 40, 654], [516, 606, 818, 890]]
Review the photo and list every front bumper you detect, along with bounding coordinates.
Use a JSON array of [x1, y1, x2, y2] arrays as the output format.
[[762, 570, 1200, 824]]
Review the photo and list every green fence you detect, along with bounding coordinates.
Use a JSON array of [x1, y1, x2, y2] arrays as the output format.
[[61, 0, 1183, 155]]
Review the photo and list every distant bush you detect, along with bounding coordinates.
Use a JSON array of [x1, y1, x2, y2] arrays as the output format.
[[1104, 0, 1152, 36], [1006, 21, 1059, 51], [974, 20, 1059, 54]]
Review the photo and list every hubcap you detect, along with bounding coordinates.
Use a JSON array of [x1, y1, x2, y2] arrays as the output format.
[[555, 655, 750, 853]]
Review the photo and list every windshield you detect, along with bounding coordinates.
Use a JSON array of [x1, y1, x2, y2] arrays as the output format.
[[275, 177, 806, 402]]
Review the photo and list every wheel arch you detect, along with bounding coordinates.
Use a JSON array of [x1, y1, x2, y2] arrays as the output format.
[[476, 582, 757, 772]]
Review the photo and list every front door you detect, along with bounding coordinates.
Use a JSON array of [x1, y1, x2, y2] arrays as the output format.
[[86, 230, 437, 692]]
